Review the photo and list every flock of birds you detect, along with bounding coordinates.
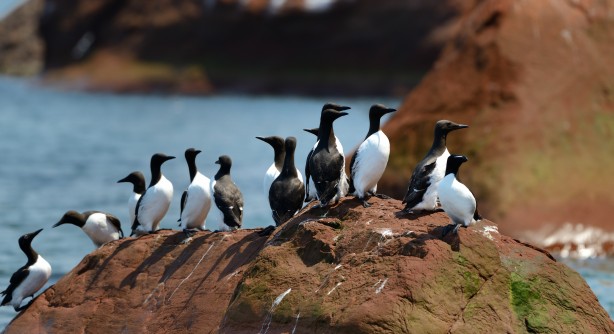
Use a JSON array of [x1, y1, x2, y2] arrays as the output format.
[[0, 102, 481, 313]]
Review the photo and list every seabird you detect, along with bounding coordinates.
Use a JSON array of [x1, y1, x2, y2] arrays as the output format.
[[268, 137, 305, 226], [53, 210, 123, 247], [438, 155, 481, 234], [304, 103, 351, 204], [1, 229, 51, 312], [117, 171, 145, 227], [256, 135, 304, 201], [210, 155, 244, 231], [303, 128, 320, 202], [131, 153, 175, 235], [349, 104, 396, 207], [308, 108, 349, 206], [402, 120, 468, 213], [178, 148, 212, 236]]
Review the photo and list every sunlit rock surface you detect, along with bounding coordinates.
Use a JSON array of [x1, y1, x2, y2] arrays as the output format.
[[5, 197, 613, 333]]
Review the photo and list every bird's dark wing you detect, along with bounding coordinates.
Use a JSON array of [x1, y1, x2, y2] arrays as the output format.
[[269, 178, 305, 226], [402, 158, 437, 209], [178, 190, 188, 223], [214, 181, 244, 228], [304, 149, 313, 200], [1, 267, 29, 305], [106, 214, 124, 238], [131, 189, 147, 232], [348, 150, 358, 194]]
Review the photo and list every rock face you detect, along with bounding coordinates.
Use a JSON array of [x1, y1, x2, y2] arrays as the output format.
[[10, 0, 465, 94], [5, 198, 613, 333], [380, 0, 614, 248], [0, 0, 44, 75]]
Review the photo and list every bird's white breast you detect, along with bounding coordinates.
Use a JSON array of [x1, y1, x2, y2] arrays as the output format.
[[413, 149, 450, 210], [181, 172, 212, 230], [10, 256, 51, 308], [438, 173, 476, 226], [83, 213, 121, 247], [127, 193, 141, 226], [352, 131, 390, 197], [137, 175, 173, 232], [263, 163, 281, 199]]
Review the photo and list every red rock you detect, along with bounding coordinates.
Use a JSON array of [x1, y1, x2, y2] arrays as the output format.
[[5, 197, 612, 333], [380, 0, 614, 243]]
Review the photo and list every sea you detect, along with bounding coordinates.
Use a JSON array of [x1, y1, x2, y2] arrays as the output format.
[[0, 76, 611, 328]]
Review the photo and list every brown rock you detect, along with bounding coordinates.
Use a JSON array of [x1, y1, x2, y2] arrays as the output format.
[[0, 0, 44, 76], [5, 198, 612, 333], [380, 0, 614, 244]]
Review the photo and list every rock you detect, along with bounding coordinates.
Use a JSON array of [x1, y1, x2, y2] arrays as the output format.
[[5, 197, 612, 333], [380, 0, 614, 250], [0, 0, 44, 76], [13, 0, 465, 95]]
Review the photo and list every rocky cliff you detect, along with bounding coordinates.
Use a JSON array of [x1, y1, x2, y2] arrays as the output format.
[[5, 198, 613, 333], [0, 0, 44, 75], [380, 0, 614, 254], [2, 0, 465, 95]]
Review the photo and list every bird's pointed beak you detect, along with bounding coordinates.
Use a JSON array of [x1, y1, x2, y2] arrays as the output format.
[[52, 220, 64, 228], [456, 124, 469, 129], [31, 228, 44, 237], [117, 176, 129, 183], [385, 108, 397, 114], [215, 160, 220, 165], [166, 156, 176, 161], [339, 106, 351, 111], [339, 111, 349, 117], [255, 136, 269, 144]]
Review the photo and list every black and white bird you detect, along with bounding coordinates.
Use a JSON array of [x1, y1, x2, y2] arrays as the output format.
[[402, 120, 468, 213], [131, 153, 175, 236], [117, 171, 146, 227], [256, 136, 303, 201], [210, 155, 244, 231], [53, 210, 124, 247], [303, 128, 320, 202], [1, 229, 51, 312], [348, 104, 396, 207], [438, 155, 481, 234], [308, 107, 350, 206], [304, 103, 350, 203], [268, 137, 305, 226], [178, 148, 212, 236]]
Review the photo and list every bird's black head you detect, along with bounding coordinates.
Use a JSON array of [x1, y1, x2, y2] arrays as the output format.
[[255, 136, 284, 152], [184, 148, 202, 161], [215, 155, 232, 168], [435, 120, 469, 134], [303, 128, 319, 137], [18, 228, 43, 249], [117, 171, 146, 194], [53, 210, 85, 228], [321, 108, 349, 123], [321, 102, 351, 112], [445, 155, 469, 176], [369, 104, 396, 120], [151, 153, 175, 167]]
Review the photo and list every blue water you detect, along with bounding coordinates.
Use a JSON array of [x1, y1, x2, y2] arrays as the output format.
[[0, 77, 611, 328]]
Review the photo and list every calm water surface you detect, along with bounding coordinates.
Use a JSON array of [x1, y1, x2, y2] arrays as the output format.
[[0, 77, 611, 327]]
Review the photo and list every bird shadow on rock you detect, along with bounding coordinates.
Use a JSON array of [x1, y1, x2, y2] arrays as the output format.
[[428, 225, 462, 252], [393, 209, 442, 221], [120, 235, 183, 288], [158, 232, 216, 284], [173, 231, 268, 309], [87, 238, 139, 289]]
